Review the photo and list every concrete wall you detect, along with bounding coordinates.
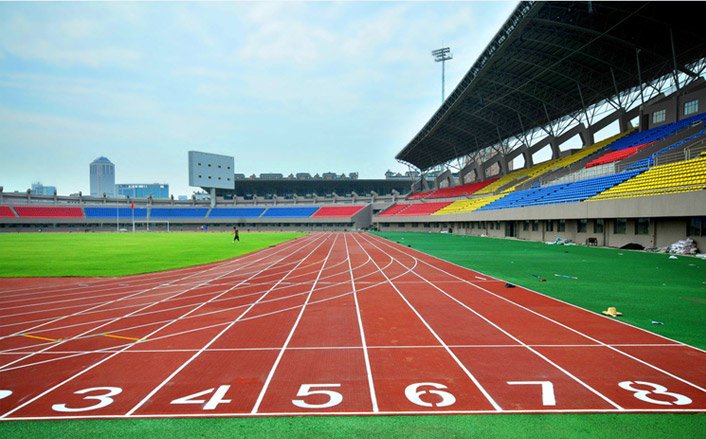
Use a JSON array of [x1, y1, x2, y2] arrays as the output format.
[[376, 216, 703, 250]]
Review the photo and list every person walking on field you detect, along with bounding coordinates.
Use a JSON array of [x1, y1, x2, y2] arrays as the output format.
[[233, 226, 240, 242]]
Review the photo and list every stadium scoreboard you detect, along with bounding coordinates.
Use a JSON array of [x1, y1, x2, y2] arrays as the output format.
[[188, 151, 235, 190]]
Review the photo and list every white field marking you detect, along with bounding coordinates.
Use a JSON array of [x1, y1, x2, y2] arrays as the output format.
[[0, 256, 352, 331], [249, 234, 340, 414], [0, 250, 337, 318], [0, 239, 332, 368], [0, 233, 330, 419], [367, 233, 706, 397], [0, 246, 420, 371], [0, 255, 321, 311], [0, 234, 317, 339], [372, 234, 706, 355], [0, 234, 318, 335], [5, 407, 706, 421], [0, 246, 380, 355], [358, 234, 622, 410], [0, 343, 684, 357], [0, 234, 325, 371], [0, 254, 365, 331], [125, 233, 336, 417], [344, 233, 378, 412], [0, 235, 313, 308], [350, 233, 503, 412], [0, 240, 289, 298], [0, 234, 317, 346]]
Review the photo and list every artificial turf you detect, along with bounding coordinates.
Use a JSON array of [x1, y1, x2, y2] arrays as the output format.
[[0, 232, 305, 277], [2, 231, 705, 437], [2, 413, 706, 438], [375, 232, 706, 350]]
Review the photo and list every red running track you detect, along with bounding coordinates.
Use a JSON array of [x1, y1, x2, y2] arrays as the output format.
[[1, 232, 706, 421]]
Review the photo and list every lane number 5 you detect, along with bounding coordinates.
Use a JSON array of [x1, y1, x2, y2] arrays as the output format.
[[292, 384, 343, 409]]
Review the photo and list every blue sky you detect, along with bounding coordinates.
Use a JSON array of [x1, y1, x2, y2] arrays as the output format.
[[0, 1, 517, 197]]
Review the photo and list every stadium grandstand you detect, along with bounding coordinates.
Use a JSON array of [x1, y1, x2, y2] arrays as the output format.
[[1, 1, 705, 251]]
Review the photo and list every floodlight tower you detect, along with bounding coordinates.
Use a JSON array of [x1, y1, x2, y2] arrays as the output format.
[[432, 47, 453, 104]]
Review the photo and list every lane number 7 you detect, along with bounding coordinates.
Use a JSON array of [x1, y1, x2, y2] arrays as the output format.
[[507, 381, 556, 406]]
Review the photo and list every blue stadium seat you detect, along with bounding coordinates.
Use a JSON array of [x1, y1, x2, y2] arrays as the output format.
[[208, 208, 265, 218], [149, 208, 208, 219], [84, 207, 148, 219], [261, 207, 319, 218], [479, 171, 641, 210]]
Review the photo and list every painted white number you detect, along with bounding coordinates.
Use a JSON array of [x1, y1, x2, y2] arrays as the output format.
[[507, 381, 556, 406], [292, 384, 343, 409], [0, 390, 12, 401], [170, 385, 232, 410], [618, 381, 692, 406], [52, 387, 122, 413], [404, 382, 456, 408]]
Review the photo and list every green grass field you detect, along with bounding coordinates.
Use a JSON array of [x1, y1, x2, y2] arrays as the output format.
[[0, 232, 304, 277], [1, 231, 704, 437], [376, 232, 706, 350]]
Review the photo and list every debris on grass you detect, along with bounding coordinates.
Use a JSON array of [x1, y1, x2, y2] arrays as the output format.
[[651, 320, 664, 325], [602, 307, 622, 317], [531, 274, 547, 282], [554, 274, 578, 279]]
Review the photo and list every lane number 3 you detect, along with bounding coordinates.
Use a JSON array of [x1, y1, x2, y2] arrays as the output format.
[[52, 387, 122, 413]]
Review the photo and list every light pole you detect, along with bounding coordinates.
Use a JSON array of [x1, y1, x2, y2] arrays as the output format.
[[432, 47, 453, 104]]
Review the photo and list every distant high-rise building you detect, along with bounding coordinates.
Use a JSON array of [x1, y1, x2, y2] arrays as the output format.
[[116, 183, 169, 199], [30, 182, 56, 196], [90, 157, 115, 197]]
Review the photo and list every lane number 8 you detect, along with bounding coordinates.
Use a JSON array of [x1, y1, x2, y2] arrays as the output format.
[[618, 381, 692, 406]]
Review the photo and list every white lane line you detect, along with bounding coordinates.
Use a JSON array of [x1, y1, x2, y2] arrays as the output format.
[[0, 343, 683, 356], [0, 235, 319, 369], [5, 406, 706, 421], [344, 233, 378, 412], [0, 234, 327, 419], [351, 233, 502, 412], [358, 233, 622, 410], [250, 234, 339, 414], [0, 244, 410, 371], [368, 233, 706, 397], [125, 233, 334, 416], [0, 234, 314, 339]]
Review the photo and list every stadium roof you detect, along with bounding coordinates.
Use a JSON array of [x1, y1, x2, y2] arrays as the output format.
[[397, 1, 706, 170]]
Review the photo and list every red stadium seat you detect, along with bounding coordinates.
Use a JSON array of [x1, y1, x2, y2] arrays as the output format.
[[378, 204, 410, 216], [585, 143, 652, 168], [13, 206, 84, 218], [0, 206, 16, 218], [407, 178, 499, 200], [394, 202, 452, 216], [311, 206, 365, 218]]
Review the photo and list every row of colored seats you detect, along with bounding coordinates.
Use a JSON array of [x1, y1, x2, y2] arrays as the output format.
[[589, 156, 706, 201], [606, 112, 706, 152], [585, 143, 651, 168], [3, 205, 368, 220], [13, 206, 84, 218], [407, 178, 498, 200], [0, 206, 17, 218], [474, 131, 629, 195], [378, 202, 452, 216], [625, 128, 706, 171], [432, 194, 506, 215]]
